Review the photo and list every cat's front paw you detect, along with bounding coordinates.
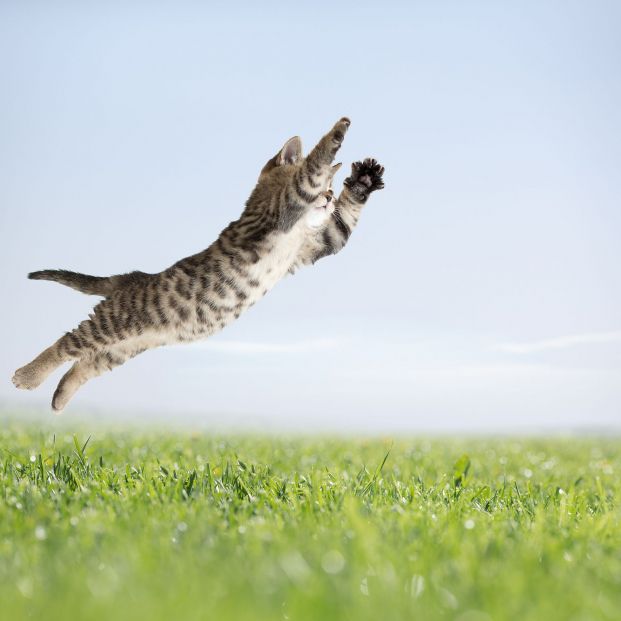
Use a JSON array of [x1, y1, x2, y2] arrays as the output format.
[[344, 158, 385, 202]]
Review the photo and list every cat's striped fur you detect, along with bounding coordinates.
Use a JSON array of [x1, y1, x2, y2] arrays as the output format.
[[12, 117, 385, 411]]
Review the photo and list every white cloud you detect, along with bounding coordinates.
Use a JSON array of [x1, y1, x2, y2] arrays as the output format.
[[496, 331, 621, 354], [189, 337, 339, 355]]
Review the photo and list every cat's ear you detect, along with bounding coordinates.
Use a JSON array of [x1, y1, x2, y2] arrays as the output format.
[[260, 136, 303, 176], [277, 136, 303, 166]]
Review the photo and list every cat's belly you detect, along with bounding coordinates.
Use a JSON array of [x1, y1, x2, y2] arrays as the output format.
[[165, 229, 306, 346]]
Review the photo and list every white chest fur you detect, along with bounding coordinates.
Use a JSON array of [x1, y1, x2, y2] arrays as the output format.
[[247, 225, 307, 297]]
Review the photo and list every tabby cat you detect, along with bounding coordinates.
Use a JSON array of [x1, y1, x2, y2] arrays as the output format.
[[12, 117, 385, 411]]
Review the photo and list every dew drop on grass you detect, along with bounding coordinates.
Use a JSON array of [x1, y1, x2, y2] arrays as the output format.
[[34, 526, 46, 541], [279, 551, 311, 583], [321, 550, 345, 574], [87, 566, 119, 598], [464, 519, 475, 530]]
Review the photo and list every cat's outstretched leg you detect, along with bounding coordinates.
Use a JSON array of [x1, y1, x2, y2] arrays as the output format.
[[296, 117, 351, 190], [51, 361, 88, 411], [12, 316, 109, 390], [12, 342, 73, 390], [295, 158, 385, 266], [51, 345, 143, 412], [13, 283, 155, 391]]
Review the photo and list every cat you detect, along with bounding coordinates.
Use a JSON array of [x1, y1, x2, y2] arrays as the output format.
[[12, 117, 385, 411]]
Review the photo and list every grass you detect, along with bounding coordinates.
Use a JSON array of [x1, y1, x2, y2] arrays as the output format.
[[1, 423, 620, 621]]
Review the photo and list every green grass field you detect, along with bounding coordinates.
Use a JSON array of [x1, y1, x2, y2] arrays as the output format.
[[1, 423, 620, 621]]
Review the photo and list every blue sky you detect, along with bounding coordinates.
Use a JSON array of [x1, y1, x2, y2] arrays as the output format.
[[1, 1, 620, 430]]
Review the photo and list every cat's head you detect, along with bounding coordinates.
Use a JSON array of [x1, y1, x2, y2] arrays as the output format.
[[259, 137, 341, 229]]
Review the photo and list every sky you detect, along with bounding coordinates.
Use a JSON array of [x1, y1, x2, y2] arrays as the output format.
[[1, 1, 620, 431]]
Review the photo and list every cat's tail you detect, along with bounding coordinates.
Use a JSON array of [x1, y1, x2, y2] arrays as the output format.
[[28, 269, 151, 296]]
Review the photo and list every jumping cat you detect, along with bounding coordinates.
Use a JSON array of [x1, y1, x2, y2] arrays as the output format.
[[12, 117, 385, 411]]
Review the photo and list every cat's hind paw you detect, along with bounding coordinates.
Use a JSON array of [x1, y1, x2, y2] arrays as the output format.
[[344, 158, 385, 202], [12, 364, 44, 390]]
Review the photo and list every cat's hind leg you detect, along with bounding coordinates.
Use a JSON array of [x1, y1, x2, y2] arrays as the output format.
[[51, 345, 143, 412], [12, 317, 105, 390], [12, 291, 128, 391], [12, 342, 72, 390], [13, 284, 154, 394]]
